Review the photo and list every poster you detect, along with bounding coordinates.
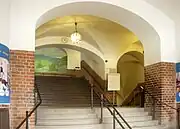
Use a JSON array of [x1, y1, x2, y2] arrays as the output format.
[[107, 73, 120, 91], [176, 63, 180, 103], [0, 43, 10, 104]]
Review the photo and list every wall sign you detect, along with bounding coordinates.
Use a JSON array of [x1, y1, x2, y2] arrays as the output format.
[[107, 73, 120, 91], [0, 43, 10, 105], [176, 63, 180, 103]]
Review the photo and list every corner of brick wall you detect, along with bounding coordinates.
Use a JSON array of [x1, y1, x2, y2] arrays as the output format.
[[144, 62, 176, 125], [10, 50, 35, 129]]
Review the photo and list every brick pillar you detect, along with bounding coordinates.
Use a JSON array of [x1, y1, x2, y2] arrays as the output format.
[[10, 50, 35, 129], [144, 62, 176, 126]]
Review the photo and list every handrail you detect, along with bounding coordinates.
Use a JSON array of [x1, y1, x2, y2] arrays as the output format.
[[139, 84, 180, 128], [16, 83, 42, 129], [140, 85, 178, 110], [93, 88, 126, 129], [81, 61, 105, 90], [81, 63, 132, 129], [101, 90, 132, 129], [120, 85, 144, 106]]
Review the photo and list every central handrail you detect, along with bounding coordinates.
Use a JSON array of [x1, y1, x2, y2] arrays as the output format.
[[93, 86, 132, 129], [81, 62, 132, 129], [16, 83, 42, 129], [93, 87, 128, 129]]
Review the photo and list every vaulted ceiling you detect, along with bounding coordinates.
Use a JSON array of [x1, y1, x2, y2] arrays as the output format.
[[36, 15, 142, 60]]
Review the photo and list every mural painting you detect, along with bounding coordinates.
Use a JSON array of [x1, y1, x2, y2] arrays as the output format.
[[35, 47, 67, 73]]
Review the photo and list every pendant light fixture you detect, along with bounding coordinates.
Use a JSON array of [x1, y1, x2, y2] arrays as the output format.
[[70, 22, 82, 43]]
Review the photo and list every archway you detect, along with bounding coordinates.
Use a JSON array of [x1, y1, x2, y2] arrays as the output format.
[[116, 51, 144, 105], [36, 36, 104, 60], [33, 1, 175, 65], [32, 1, 176, 126], [35, 43, 106, 79]]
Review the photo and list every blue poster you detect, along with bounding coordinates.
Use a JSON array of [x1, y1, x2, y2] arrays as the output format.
[[176, 63, 180, 103], [0, 43, 10, 104]]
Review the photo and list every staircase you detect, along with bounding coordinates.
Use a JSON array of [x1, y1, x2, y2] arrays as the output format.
[[35, 75, 166, 129], [35, 76, 100, 107]]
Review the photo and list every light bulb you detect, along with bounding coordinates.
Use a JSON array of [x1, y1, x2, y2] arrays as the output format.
[[71, 31, 82, 43]]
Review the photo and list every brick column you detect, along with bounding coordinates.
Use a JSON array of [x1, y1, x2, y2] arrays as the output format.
[[10, 50, 35, 129], [144, 62, 176, 126]]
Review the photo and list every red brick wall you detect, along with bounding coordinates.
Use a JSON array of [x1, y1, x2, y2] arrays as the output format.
[[144, 62, 176, 124], [10, 50, 35, 129]]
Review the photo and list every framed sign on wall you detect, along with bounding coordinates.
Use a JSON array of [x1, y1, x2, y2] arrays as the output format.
[[0, 43, 10, 105], [107, 73, 120, 91], [176, 63, 180, 103]]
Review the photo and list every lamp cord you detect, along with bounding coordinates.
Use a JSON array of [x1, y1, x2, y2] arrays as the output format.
[[75, 22, 78, 32]]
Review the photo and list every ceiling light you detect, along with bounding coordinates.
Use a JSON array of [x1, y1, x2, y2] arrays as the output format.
[[70, 22, 82, 43]]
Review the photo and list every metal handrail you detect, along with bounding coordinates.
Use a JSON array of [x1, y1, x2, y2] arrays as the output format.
[[81, 64, 132, 129], [139, 85, 180, 128], [81, 61, 105, 90], [140, 85, 178, 110], [93, 87, 132, 129], [16, 83, 42, 129]]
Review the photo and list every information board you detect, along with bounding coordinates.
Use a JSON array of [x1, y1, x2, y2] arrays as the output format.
[[0, 43, 10, 105], [107, 73, 120, 91]]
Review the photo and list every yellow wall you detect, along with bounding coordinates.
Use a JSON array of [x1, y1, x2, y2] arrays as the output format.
[[117, 51, 144, 105]]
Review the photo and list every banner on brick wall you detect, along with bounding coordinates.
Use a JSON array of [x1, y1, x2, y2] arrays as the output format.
[[0, 43, 10, 104], [176, 63, 180, 103]]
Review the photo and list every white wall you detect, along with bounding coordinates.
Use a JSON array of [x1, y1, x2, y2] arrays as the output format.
[[81, 52, 105, 79], [0, 0, 10, 46], [8, 0, 176, 65], [64, 49, 81, 70], [143, 0, 180, 62]]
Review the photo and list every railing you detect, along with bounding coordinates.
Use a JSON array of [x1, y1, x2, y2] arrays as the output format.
[[120, 85, 144, 107], [139, 85, 180, 129], [16, 83, 42, 129], [81, 64, 132, 129]]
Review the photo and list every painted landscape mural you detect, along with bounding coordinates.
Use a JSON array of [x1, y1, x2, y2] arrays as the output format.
[[35, 47, 67, 73]]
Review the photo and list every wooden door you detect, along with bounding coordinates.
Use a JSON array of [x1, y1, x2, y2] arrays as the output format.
[[0, 108, 10, 129]]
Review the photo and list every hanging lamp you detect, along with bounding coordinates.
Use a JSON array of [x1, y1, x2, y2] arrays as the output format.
[[70, 22, 82, 43]]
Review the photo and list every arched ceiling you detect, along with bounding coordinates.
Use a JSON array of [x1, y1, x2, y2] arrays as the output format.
[[118, 51, 144, 66], [36, 15, 140, 59]]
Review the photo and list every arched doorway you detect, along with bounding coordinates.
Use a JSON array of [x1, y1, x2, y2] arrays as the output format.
[[8, 1, 177, 128], [116, 51, 144, 106]]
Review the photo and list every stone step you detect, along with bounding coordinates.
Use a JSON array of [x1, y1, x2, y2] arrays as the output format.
[[35, 124, 102, 129], [37, 113, 97, 119], [37, 107, 94, 114], [103, 115, 152, 123], [35, 124, 165, 129], [95, 107, 145, 113], [40, 101, 96, 104], [39, 104, 100, 107], [36, 118, 99, 126], [103, 123, 165, 129], [95, 108, 148, 117]]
